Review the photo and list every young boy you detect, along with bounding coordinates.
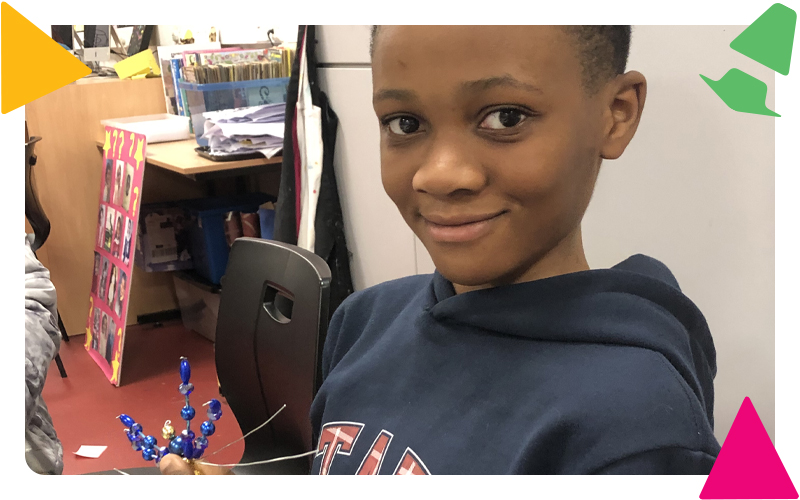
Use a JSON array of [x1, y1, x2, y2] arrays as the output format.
[[162, 25, 720, 475]]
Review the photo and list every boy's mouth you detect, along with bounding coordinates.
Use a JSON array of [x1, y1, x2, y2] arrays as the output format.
[[421, 211, 507, 243]]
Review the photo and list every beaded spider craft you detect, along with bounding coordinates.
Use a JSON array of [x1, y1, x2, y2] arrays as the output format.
[[117, 357, 222, 470]]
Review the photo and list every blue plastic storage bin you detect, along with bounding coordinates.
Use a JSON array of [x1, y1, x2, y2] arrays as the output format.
[[185, 193, 275, 284], [258, 207, 275, 240], [178, 78, 290, 146]]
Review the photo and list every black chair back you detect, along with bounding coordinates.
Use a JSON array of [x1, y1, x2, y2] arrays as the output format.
[[215, 237, 331, 474]]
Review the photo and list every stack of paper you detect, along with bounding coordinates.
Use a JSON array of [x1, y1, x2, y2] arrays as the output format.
[[201, 103, 286, 158]]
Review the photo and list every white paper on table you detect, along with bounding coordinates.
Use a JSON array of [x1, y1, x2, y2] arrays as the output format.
[[227, 137, 282, 146], [202, 124, 285, 143], [202, 145, 283, 159], [259, 147, 283, 158], [203, 103, 283, 121], [208, 137, 282, 153], [203, 103, 285, 123], [214, 122, 285, 139], [208, 133, 282, 145], [225, 107, 285, 123], [74, 445, 108, 458]]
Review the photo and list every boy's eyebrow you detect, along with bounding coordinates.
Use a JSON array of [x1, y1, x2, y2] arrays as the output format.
[[461, 75, 543, 94], [373, 75, 542, 103], [373, 88, 418, 103]]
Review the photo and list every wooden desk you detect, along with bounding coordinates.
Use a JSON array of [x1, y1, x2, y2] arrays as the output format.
[[28, 77, 283, 335], [94, 138, 282, 178]]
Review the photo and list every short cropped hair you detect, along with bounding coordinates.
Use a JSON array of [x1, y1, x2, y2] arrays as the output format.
[[369, 25, 632, 95]]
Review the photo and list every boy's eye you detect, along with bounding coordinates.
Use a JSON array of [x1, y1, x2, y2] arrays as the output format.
[[387, 116, 421, 135], [480, 109, 526, 130]]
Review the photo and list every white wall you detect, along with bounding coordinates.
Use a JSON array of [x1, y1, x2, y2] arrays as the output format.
[[582, 25, 775, 444], [317, 26, 421, 291], [319, 25, 775, 446]]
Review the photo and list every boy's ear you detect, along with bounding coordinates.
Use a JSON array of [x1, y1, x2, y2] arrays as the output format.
[[600, 71, 647, 160]]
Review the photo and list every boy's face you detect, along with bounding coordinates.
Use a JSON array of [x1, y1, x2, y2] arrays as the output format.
[[372, 26, 643, 288]]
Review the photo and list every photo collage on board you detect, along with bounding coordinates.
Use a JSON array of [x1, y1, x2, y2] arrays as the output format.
[[90, 152, 136, 367]]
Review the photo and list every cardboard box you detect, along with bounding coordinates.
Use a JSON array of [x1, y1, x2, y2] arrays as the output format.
[[174, 271, 220, 342], [134, 204, 194, 272]]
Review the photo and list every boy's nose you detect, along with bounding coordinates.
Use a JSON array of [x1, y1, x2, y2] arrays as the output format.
[[412, 139, 487, 198]]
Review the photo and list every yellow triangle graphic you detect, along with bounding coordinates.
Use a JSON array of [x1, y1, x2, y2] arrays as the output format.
[[1, 3, 91, 113]]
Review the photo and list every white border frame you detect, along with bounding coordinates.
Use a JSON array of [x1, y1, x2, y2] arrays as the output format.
[[5, 1, 796, 498]]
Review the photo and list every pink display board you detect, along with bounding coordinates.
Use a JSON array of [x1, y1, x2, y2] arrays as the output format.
[[85, 126, 146, 386]]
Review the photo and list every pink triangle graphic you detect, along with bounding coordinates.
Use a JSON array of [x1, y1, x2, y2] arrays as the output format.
[[701, 397, 797, 499]]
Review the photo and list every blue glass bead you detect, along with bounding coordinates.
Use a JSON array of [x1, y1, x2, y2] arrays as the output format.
[[131, 438, 143, 451], [180, 357, 191, 384], [201, 421, 216, 436], [142, 448, 157, 461], [183, 439, 195, 458], [194, 436, 208, 450], [181, 406, 196, 420], [207, 409, 222, 421], [168, 436, 185, 456], [130, 423, 143, 434], [188, 439, 204, 459], [125, 430, 138, 442], [179, 383, 194, 395], [143, 435, 157, 449], [119, 414, 135, 427], [207, 399, 221, 413], [181, 429, 196, 441]]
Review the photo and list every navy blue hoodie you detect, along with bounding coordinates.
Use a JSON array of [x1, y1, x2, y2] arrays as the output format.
[[309, 255, 721, 474]]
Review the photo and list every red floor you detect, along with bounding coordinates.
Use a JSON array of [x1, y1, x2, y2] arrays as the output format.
[[42, 320, 244, 474]]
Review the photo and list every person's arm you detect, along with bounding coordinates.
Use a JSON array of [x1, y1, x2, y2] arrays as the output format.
[[24, 237, 60, 427], [25, 236, 64, 474], [24, 310, 58, 426]]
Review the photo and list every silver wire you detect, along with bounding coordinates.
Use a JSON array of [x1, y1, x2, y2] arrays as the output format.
[[206, 404, 287, 457], [199, 449, 317, 468]]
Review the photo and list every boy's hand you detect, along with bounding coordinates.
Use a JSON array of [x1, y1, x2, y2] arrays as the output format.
[[158, 453, 234, 475]]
